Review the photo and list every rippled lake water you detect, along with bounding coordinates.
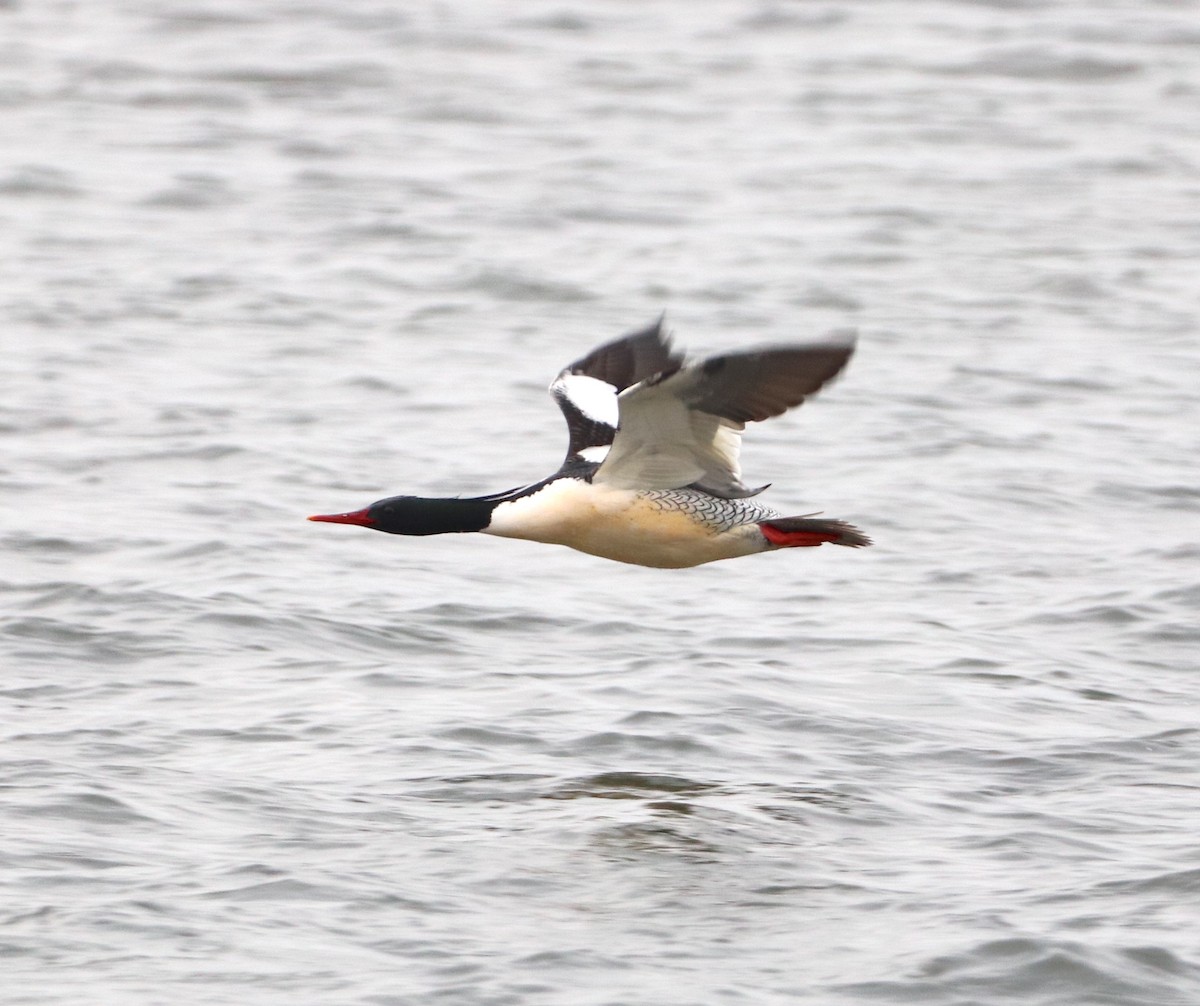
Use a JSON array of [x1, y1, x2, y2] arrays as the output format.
[[4, 1, 1200, 1003]]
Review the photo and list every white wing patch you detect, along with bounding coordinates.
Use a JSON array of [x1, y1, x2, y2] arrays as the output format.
[[553, 374, 619, 426], [578, 445, 611, 463]]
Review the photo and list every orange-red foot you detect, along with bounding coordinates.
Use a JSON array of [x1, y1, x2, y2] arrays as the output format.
[[759, 523, 841, 548]]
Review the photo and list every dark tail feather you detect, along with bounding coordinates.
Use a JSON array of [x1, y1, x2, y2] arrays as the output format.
[[760, 517, 872, 549]]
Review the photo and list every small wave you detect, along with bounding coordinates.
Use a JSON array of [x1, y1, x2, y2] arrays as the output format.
[[4, 615, 174, 665], [0, 165, 82, 198], [1026, 602, 1158, 627], [932, 47, 1142, 82], [14, 791, 155, 825], [189, 610, 459, 657], [3, 535, 114, 557], [842, 936, 1186, 1005], [453, 268, 597, 304], [127, 89, 247, 110], [1094, 866, 1200, 897], [551, 771, 715, 800], [1093, 480, 1200, 511], [201, 878, 351, 902], [139, 173, 239, 210], [198, 62, 392, 91]]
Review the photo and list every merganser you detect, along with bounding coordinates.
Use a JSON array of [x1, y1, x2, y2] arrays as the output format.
[[309, 318, 870, 568]]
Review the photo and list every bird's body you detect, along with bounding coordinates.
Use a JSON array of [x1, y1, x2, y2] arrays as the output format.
[[484, 480, 778, 569], [310, 318, 870, 568]]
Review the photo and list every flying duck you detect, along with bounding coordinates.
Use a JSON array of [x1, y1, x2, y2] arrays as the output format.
[[309, 318, 870, 568]]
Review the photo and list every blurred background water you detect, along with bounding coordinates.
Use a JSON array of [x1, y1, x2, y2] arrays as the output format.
[[3, 1, 1199, 1004]]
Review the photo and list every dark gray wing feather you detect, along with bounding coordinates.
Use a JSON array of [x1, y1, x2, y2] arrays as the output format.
[[594, 331, 856, 498], [683, 341, 855, 423], [561, 315, 680, 391]]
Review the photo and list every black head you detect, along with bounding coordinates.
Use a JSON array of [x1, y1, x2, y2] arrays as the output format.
[[308, 494, 498, 536]]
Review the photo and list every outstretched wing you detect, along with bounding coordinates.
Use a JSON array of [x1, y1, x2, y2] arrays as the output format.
[[593, 333, 856, 498], [549, 316, 683, 468]]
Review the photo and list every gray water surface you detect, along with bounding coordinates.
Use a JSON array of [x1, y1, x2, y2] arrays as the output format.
[[4, 1, 1200, 1004]]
